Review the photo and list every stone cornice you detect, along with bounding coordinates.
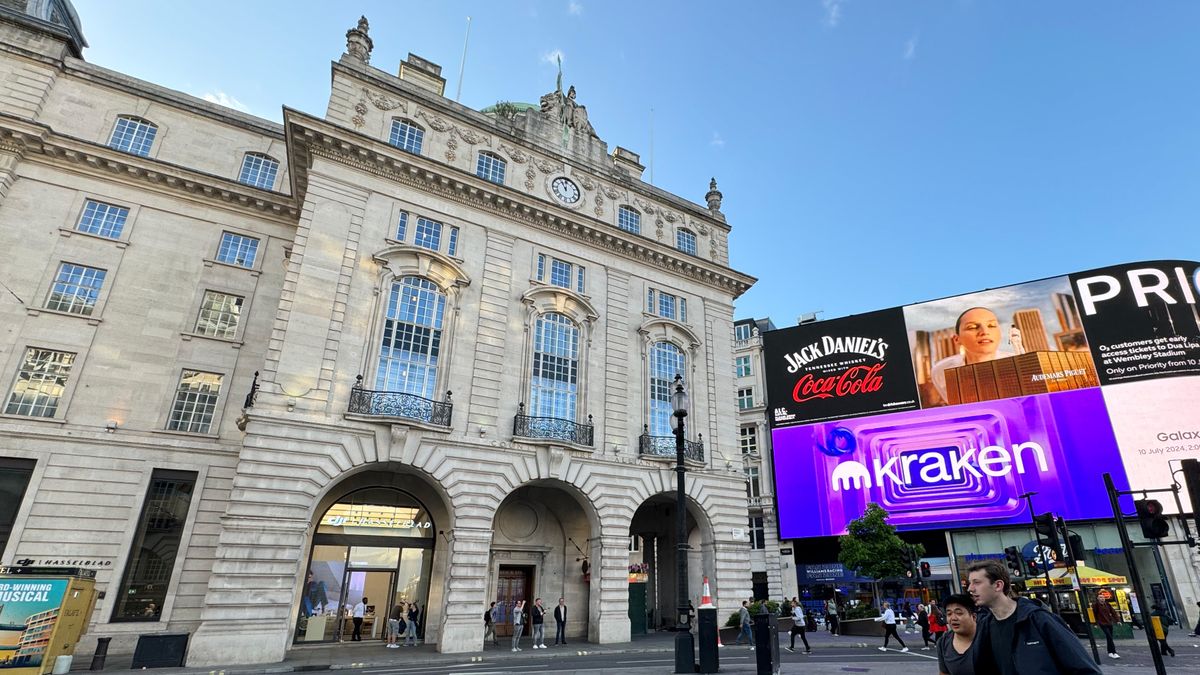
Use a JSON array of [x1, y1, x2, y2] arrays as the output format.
[[283, 108, 755, 299], [332, 59, 732, 233], [0, 115, 299, 222]]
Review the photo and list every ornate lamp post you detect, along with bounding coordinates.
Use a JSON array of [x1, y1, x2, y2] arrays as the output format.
[[670, 374, 694, 672]]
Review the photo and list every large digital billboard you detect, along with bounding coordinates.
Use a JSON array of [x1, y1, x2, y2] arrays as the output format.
[[765, 260, 1200, 539]]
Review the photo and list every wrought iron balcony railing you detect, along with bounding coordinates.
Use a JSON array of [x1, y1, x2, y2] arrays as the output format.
[[348, 376, 452, 427], [513, 403, 594, 446], [639, 425, 705, 463]]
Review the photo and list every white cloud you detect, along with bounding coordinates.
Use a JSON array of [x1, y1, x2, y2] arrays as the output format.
[[541, 48, 565, 65], [568, 0, 583, 15], [710, 132, 725, 148], [822, 0, 844, 27], [904, 34, 919, 60], [202, 91, 250, 113]]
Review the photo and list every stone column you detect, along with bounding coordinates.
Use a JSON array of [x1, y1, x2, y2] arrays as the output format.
[[438, 526, 493, 653], [591, 532, 632, 643]]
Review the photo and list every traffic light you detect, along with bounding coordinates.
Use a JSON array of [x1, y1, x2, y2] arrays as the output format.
[[1003, 546, 1023, 577], [1066, 533, 1086, 563], [1181, 459, 1200, 540], [1033, 512, 1061, 553], [1136, 499, 1170, 539], [920, 561, 931, 578]]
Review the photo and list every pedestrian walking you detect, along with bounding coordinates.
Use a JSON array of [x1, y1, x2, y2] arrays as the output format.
[[511, 600, 525, 652], [404, 601, 419, 646], [930, 600, 948, 643], [903, 602, 916, 634], [873, 602, 909, 652], [937, 594, 979, 675], [531, 598, 547, 648], [387, 603, 403, 648], [351, 596, 366, 641], [967, 560, 1100, 674], [734, 600, 754, 648], [553, 597, 567, 645], [918, 604, 934, 649], [1152, 604, 1176, 658], [1189, 600, 1200, 637], [825, 597, 840, 636], [1091, 596, 1120, 659], [484, 601, 498, 647], [785, 601, 811, 653]]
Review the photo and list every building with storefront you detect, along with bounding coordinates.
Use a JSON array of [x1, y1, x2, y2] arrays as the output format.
[[0, 3, 756, 665]]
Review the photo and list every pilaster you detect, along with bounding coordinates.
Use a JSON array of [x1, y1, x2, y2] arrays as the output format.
[[438, 526, 494, 653]]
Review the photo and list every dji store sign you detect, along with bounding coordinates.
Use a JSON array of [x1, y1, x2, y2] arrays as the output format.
[[763, 260, 1200, 539]]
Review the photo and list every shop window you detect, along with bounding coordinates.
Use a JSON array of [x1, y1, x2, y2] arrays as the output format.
[[111, 469, 197, 621], [0, 458, 35, 559]]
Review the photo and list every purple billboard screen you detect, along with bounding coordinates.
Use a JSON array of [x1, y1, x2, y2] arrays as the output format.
[[772, 388, 1131, 539]]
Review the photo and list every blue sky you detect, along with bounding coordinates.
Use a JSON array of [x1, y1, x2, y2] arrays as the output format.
[[72, 1, 1200, 324]]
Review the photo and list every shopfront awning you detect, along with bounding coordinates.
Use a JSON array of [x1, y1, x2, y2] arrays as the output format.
[[1024, 565, 1128, 588]]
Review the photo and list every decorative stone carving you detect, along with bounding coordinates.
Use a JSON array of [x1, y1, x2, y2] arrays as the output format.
[[601, 185, 624, 200], [500, 144, 530, 163], [364, 88, 407, 112], [352, 101, 367, 129], [524, 166, 536, 191], [416, 110, 453, 132], [345, 16, 373, 64], [532, 157, 561, 174], [706, 177, 723, 212], [539, 85, 598, 138], [454, 126, 491, 147]]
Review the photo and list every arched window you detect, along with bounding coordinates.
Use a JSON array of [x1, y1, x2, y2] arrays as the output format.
[[648, 341, 686, 436], [476, 152, 506, 185], [389, 119, 425, 155], [108, 116, 157, 157], [530, 313, 580, 421], [238, 152, 279, 189], [676, 228, 698, 256], [376, 276, 446, 399], [618, 205, 641, 234]]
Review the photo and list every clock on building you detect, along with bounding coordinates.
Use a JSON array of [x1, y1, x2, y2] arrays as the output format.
[[551, 177, 581, 204]]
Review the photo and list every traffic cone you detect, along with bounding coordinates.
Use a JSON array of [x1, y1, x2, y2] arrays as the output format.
[[700, 576, 715, 608]]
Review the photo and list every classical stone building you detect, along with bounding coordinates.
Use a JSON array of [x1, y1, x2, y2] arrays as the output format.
[[0, 3, 756, 666]]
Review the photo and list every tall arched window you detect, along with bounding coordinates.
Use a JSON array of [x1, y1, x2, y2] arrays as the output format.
[[376, 276, 446, 399], [530, 313, 580, 421], [648, 341, 686, 436]]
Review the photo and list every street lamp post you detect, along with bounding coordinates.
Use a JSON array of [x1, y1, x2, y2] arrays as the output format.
[[670, 374, 695, 673]]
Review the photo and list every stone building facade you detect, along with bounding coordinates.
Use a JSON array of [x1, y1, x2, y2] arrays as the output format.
[[0, 3, 755, 666]]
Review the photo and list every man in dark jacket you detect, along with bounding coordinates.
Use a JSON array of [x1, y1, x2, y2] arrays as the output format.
[[966, 560, 1100, 674]]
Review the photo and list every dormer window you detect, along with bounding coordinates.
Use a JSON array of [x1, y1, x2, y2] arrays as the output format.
[[238, 153, 279, 190]]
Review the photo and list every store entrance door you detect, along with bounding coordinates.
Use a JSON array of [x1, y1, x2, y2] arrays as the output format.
[[495, 566, 533, 637], [335, 569, 396, 641]]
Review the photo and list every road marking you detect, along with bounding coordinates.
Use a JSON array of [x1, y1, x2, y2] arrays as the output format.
[[615, 659, 670, 664]]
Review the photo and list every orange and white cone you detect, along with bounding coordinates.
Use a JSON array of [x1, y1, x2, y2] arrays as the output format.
[[700, 576, 715, 608]]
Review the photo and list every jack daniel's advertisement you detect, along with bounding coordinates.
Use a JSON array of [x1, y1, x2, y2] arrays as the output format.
[[763, 308, 919, 427]]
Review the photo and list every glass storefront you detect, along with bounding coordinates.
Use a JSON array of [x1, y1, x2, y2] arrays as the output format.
[[295, 488, 435, 643]]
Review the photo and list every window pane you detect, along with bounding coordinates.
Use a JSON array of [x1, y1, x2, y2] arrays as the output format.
[[648, 342, 685, 436], [576, 266, 585, 294], [739, 426, 758, 455], [45, 263, 105, 315], [0, 459, 35, 559], [396, 212, 408, 241], [389, 120, 424, 154], [529, 313, 579, 420], [376, 277, 446, 399], [746, 466, 761, 499], [237, 153, 279, 190], [676, 229, 697, 255], [447, 226, 460, 257], [679, 298, 687, 322], [5, 348, 75, 418], [111, 470, 197, 621], [658, 292, 676, 320], [618, 206, 640, 234], [736, 356, 752, 377], [77, 200, 129, 239], [414, 218, 442, 252], [167, 371, 223, 433], [108, 117, 157, 157], [549, 259, 572, 289], [536, 254, 546, 282], [215, 232, 260, 268], [195, 291, 244, 339], [738, 388, 754, 410], [647, 289, 655, 314], [734, 324, 751, 341], [476, 153, 506, 184]]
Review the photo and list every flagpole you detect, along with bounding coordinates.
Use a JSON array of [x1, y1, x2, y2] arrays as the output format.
[[454, 16, 472, 102]]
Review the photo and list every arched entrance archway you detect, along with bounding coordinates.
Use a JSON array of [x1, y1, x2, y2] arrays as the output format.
[[488, 481, 598, 646], [628, 493, 716, 634], [294, 468, 451, 645]]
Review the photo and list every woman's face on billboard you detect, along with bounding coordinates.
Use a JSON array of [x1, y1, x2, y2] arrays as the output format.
[[955, 308, 1002, 362]]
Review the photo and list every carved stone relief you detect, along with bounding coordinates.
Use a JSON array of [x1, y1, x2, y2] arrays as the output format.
[[364, 88, 407, 112]]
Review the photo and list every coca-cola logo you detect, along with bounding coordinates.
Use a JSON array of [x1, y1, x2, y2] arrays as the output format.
[[792, 363, 886, 403]]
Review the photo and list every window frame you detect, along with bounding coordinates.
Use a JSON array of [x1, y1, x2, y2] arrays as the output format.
[[676, 228, 698, 255], [213, 231, 261, 270], [389, 118, 425, 155], [749, 516, 766, 550], [737, 387, 755, 410], [739, 426, 758, 456], [535, 252, 586, 295], [735, 355, 752, 378], [647, 340, 687, 437], [108, 116, 158, 157], [165, 369, 225, 435], [414, 217, 443, 252], [734, 323, 752, 341], [44, 262, 107, 317], [237, 152, 280, 190], [528, 312, 581, 422], [476, 151, 507, 185], [75, 199, 130, 240], [617, 205, 641, 234], [374, 276, 448, 400], [4, 347, 77, 419], [192, 290, 246, 341]]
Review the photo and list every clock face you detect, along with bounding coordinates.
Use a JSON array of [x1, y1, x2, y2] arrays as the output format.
[[551, 177, 581, 204]]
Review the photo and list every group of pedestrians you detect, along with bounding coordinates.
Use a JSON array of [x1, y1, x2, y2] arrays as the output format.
[[383, 599, 421, 648], [484, 597, 569, 652]]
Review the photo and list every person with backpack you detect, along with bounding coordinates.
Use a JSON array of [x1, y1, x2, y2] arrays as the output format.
[[483, 601, 498, 647], [930, 600, 948, 643]]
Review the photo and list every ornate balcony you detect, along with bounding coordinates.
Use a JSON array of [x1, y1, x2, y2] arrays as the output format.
[[639, 426, 705, 463], [513, 403, 594, 447], [347, 376, 452, 427]]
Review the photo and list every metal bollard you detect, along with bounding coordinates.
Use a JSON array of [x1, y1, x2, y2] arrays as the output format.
[[90, 636, 112, 671], [752, 607, 779, 675], [697, 607, 719, 674]]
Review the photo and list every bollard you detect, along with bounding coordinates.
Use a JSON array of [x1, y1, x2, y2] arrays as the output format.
[[698, 607, 719, 674], [91, 636, 112, 671], [752, 606, 780, 675]]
